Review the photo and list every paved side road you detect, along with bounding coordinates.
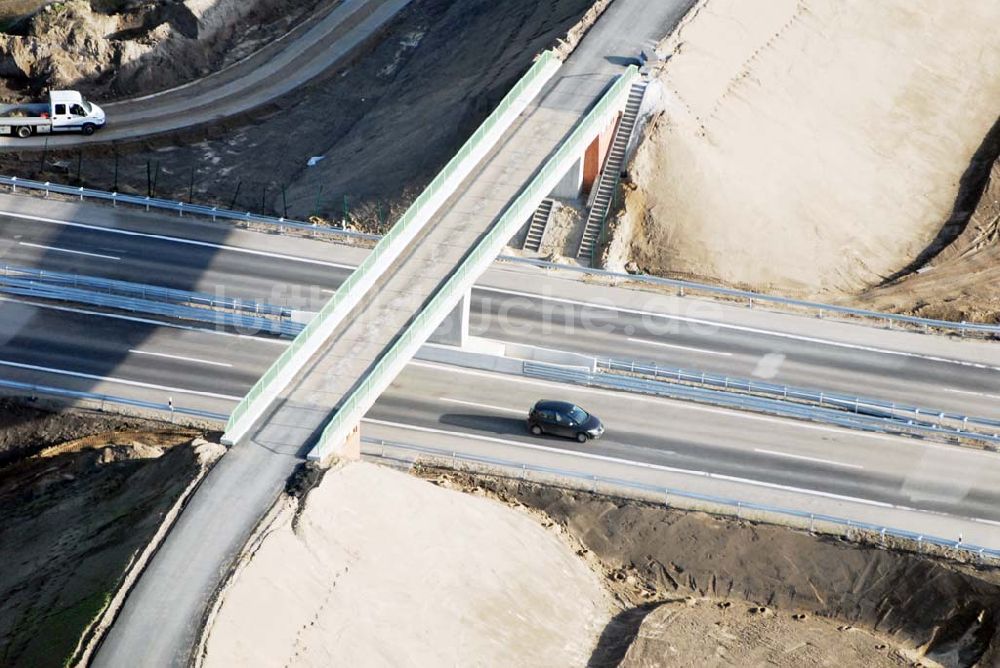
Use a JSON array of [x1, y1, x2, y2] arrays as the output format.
[[0, 0, 414, 148]]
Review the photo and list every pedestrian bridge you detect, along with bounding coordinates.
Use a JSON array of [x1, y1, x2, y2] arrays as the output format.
[[94, 3, 696, 663], [222, 30, 648, 463]]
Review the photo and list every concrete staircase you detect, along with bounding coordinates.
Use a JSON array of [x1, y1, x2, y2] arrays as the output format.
[[575, 80, 648, 264], [522, 198, 555, 252]]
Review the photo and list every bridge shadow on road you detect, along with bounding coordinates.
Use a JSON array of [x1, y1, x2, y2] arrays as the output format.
[[0, 196, 253, 434]]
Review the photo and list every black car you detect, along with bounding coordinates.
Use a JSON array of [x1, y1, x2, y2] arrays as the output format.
[[527, 400, 604, 442]]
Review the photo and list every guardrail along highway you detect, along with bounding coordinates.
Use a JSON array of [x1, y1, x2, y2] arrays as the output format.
[[0, 0, 997, 664]]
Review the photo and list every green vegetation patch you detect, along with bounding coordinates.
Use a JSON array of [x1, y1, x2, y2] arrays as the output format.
[[0, 441, 200, 667]]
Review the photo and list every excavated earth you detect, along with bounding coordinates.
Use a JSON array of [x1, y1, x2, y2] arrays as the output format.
[[422, 468, 1000, 668], [0, 0, 598, 227], [0, 0, 329, 100], [603, 0, 1000, 323], [0, 399, 216, 668], [853, 145, 1000, 325]]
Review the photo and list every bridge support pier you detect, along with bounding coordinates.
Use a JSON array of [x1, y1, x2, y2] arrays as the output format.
[[317, 422, 361, 467], [343, 423, 361, 461], [548, 112, 621, 200], [428, 288, 470, 348], [552, 157, 584, 199]]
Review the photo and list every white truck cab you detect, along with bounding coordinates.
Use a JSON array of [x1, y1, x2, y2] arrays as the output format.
[[48, 91, 106, 134], [0, 90, 107, 138]]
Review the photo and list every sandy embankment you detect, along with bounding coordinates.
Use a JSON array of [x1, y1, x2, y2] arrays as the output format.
[[0, 0, 325, 100], [855, 151, 1000, 323], [201, 463, 612, 666], [619, 0, 1000, 298]]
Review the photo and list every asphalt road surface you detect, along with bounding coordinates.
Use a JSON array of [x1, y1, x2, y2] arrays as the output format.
[[1, 204, 997, 420], [4, 300, 999, 524], [0, 0, 414, 148], [91, 2, 702, 665]]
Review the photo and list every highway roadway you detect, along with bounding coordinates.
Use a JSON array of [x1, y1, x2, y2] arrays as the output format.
[[1, 199, 998, 420], [0, 208, 347, 308], [0, 0, 993, 663], [1, 163, 997, 668], [0, 0, 414, 148], [6, 298, 998, 527]]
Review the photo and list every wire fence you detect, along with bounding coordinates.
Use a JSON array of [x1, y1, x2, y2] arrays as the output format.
[[7, 141, 404, 227], [361, 436, 1000, 562]]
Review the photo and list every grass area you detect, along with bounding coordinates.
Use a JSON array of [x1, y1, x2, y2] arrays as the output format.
[[1, 589, 111, 668], [0, 439, 202, 668]]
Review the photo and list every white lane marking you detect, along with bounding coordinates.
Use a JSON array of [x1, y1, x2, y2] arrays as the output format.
[[439, 397, 524, 415], [321, 289, 337, 294], [944, 388, 1000, 400], [409, 361, 1000, 463], [362, 418, 906, 510], [408, 360, 910, 444], [0, 296, 290, 345], [18, 241, 120, 261], [973, 517, 1000, 527], [1, 214, 998, 374], [129, 349, 233, 368], [0, 359, 242, 400], [0, 210, 354, 269], [753, 448, 863, 470], [626, 337, 732, 356], [476, 286, 1000, 371]]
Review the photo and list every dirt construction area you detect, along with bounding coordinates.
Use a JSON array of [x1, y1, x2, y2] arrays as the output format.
[[0, 0, 330, 100], [0, 0, 599, 226], [452, 468, 1000, 667], [0, 400, 222, 667], [606, 0, 1000, 321], [191, 459, 1000, 667], [4, 402, 1000, 667]]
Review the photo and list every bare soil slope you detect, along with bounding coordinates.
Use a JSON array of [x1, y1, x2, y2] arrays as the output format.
[[622, 0, 1000, 299], [0, 402, 211, 668], [443, 470, 1000, 668], [620, 598, 911, 667], [201, 462, 613, 667], [854, 152, 1000, 324], [0, 0, 327, 100]]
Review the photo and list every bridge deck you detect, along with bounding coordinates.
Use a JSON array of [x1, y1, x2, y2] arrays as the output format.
[[254, 74, 617, 456]]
